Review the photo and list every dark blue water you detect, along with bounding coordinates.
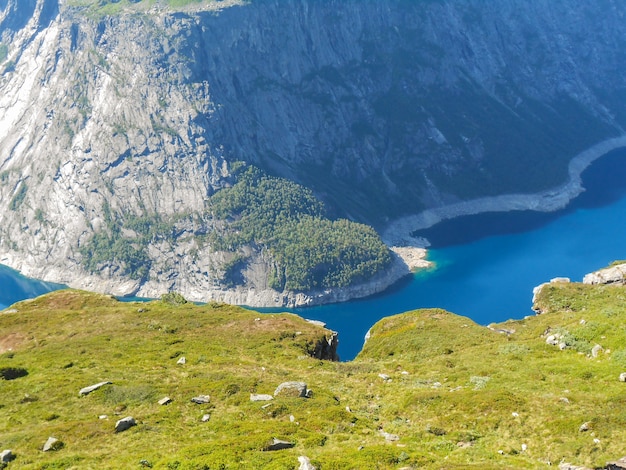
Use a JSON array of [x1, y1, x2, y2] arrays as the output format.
[[2, 148, 626, 361], [0, 265, 65, 310]]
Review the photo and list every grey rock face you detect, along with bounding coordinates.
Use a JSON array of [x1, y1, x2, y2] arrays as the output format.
[[583, 264, 626, 286], [1, 1, 626, 305], [310, 331, 339, 361]]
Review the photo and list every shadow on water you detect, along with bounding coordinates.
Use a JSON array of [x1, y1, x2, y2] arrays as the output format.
[[0, 265, 65, 309], [415, 147, 626, 248]]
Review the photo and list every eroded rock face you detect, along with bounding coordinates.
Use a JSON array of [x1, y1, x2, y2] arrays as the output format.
[[583, 264, 626, 286], [1, 1, 626, 304]]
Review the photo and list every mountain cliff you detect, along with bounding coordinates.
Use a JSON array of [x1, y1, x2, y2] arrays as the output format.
[[1, 0, 625, 304]]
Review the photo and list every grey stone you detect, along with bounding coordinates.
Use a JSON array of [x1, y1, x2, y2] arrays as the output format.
[[274, 382, 309, 398], [606, 456, 626, 470], [79, 381, 112, 396], [191, 395, 210, 404], [619, 372, 626, 382], [43, 437, 63, 452], [298, 455, 317, 470], [558, 464, 593, 470], [115, 416, 137, 433], [158, 397, 172, 405], [591, 344, 603, 358], [264, 438, 295, 451], [579, 421, 590, 432], [201, 414, 211, 422], [176, 356, 186, 365], [546, 335, 558, 346], [250, 394, 274, 402], [0, 450, 15, 463], [379, 430, 400, 442]]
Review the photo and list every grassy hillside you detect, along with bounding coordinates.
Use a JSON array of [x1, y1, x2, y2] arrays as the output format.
[[1, 284, 626, 469]]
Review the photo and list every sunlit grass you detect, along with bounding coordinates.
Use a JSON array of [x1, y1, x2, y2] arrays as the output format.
[[2, 284, 626, 468]]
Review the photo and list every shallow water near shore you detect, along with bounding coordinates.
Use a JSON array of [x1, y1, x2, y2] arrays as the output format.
[[3, 148, 626, 360]]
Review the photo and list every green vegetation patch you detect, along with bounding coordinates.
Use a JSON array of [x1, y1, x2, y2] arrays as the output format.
[[79, 202, 174, 280], [209, 166, 392, 291], [65, 0, 223, 16]]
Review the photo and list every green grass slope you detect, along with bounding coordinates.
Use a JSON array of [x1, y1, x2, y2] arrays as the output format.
[[1, 284, 626, 469]]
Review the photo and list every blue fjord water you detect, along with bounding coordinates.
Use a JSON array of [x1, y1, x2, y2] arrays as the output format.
[[2, 148, 626, 360]]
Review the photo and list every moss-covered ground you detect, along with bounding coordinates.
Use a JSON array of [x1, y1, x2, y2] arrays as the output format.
[[1, 284, 626, 469]]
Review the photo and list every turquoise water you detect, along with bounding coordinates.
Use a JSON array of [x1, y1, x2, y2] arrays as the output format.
[[2, 148, 626, 360]]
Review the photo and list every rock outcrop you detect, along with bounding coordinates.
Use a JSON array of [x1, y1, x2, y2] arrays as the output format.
[[583, 263, 626, 286]]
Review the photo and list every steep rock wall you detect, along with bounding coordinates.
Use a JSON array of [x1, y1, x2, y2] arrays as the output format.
[[0, 0, 625, 304]]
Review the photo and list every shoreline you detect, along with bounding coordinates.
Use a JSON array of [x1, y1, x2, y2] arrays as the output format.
[[382, 135, 626, 247]]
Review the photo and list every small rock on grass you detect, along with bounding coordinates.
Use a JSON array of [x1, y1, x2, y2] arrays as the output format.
[[379, 430, 400, 442], [158, 397, 172, 405], [79, 381, 112, 396], [201, 414, 211, 422], [115, 416, 137, 433], [191, 395, 210, 404], [298, 455, 316, 470], [264, 438, 295, 451], [250, 394, 274, 402], [43, 437, 63, 452], [0, 450, 15, 463]]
